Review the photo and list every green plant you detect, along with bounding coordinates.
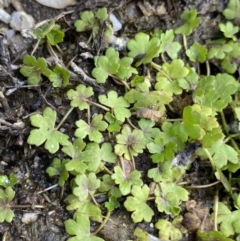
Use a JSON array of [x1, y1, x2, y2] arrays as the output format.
[[18, 0, 240, 240], [20, 55, 52, 84], [27, 107, 70, 154], [92, 47, 137, 83], [74, 7, 108, 40], [0, 187, 15, 223]]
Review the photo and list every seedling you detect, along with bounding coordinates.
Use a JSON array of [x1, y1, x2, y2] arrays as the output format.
[[186, 43, 208, 63], [27, 107, 70, 154], [75, 114, 108, 143], [20, 1, 240, 240], [124, 185, 154, 222], [0, 174, 17, 188], [92, 47, 137, 83], [20, 55, 52, 84], [46, 158, 69, 187], [112, 166, 142, 195], [0, 187, 15, 223], [175, 9, 201, 36], [223, 0, 240, 20], [65, 215, 104, 241], [156, 219, 183, 241], [154, 29, 182, 59], [98, 90, 131, 122], [127, 32, 161, 67], [219, 21, 239, 41], [74, 7, 108, 41], [49, 65, 70, 87], [114, 125, 146, 161]]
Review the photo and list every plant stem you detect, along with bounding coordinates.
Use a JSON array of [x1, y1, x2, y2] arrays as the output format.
[[161, 53, 167, 63], [151, 61, 161, 72], [37, 184, 59, 194], [56, 106, 74, 130], [87, 105, 91, 125], [92, 210, 111, 236], [128, 148, 135, 170], [126, 118, 138, 129], [102, 165, 113, 175], [31, 39, 41, 55], [86, 99, 110, 112], [203, 147, 215, 170], [10, 204, 46, 208], [230, 138, 240, 154], [185, 181, 220, 189], [182, 34, 188, 51], [89, 192, 99, 207], [213, 194, 219, 231], [163, 118, 182, 122], [47, 41, 60, 62], [151, 62, 173, 82], [206, 60, 210, 76], [55, 44, 64, 56], [224, 132, 240, 142], [220, 111, 229, 135]]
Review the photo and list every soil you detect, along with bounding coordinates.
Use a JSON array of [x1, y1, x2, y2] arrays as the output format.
[[0, 0, 229, 240]]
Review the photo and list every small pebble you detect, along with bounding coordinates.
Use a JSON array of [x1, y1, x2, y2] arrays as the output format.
[[0, 8, 11, 24], [21, 213, 38, 224], [10, 11, 35, 31], [35, 0, 76, 9], [109, 13, 122, 32]]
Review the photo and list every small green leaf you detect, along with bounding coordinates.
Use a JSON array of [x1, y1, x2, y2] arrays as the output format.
[[216, 202, 240, 237], [95, 7, 108, 21], [33, 20, 55, 38], [194, 74, 239, 111], [207, 140, 239, 169], [223, 0, 240, 20], [49, 65, 70, 87], [46, 24, 65, 45], [133, 227, 151, 241], [125, 89, 171, 117], [219, 22, 239, 41], [124, 185, 154, 223], [127, 32, 161, 66], [20, 55, 52, 84], [73, 173, 100, 201], [0, 187, 15, 223], [112, 166, 143, 195], [197, 231, 234, 241], [155, 59, 189, 97], [104, 112, 122, 132], [99, 174, 122, 198], [99, 91, 131, 122], [67, 84, 93, 110], [154, 183, 188, 215], [92, 47, 136, 83], [114, 125, 146, 160], [65, 215, 104, 241], [159, 29, 181, 59], [156, 219, 183, 241], [74, 10, 99, 38], [138, 119, 161, 144], [0, 174, 17, 188], [72, 200, 102, 222], [62, 139, 101, 174], [186, 43, 208, 62], [175, 9, 201, 36], [207, 39, 233, 59], [27, 107, 69, 154], [99, 143, 117, 163], [75, 114, 108, 143], [46, 158, 69, 187]]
